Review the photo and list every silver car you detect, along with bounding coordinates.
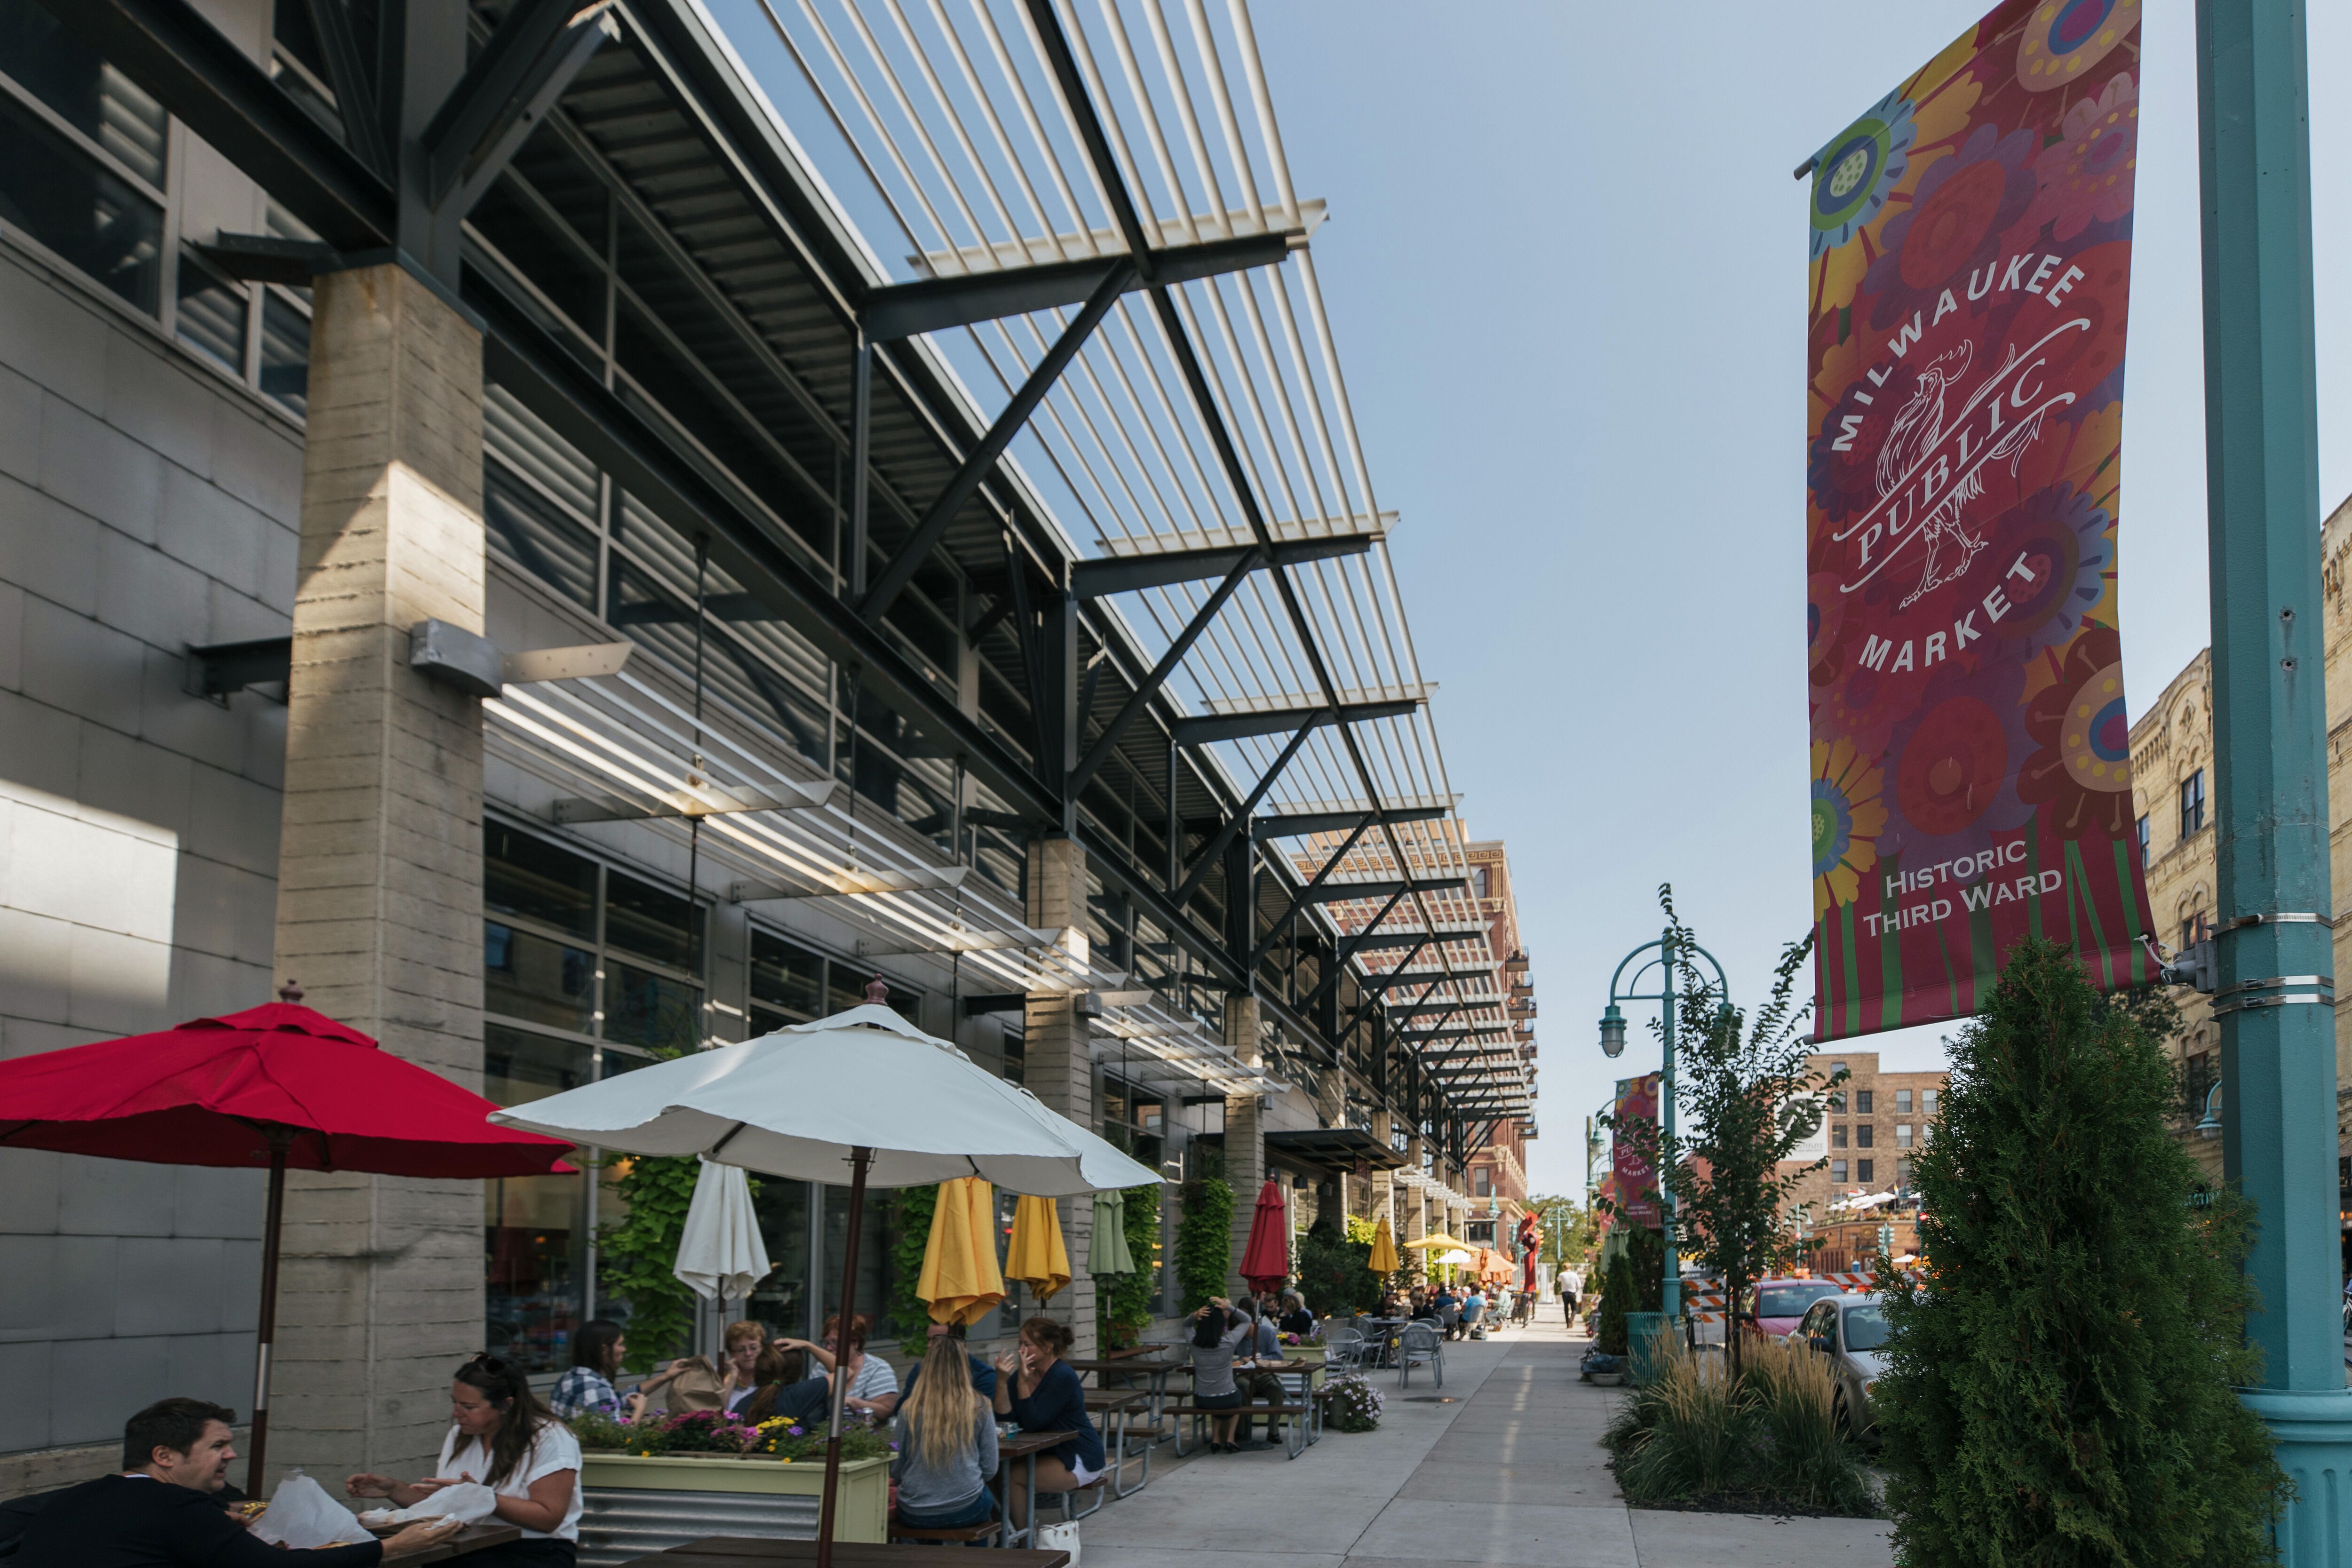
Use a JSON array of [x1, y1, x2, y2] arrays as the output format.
[[1789, 1291, 1891, 1436]]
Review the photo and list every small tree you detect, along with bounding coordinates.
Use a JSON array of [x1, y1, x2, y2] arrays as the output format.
[[598, 1153, 703, 1370], [1875, 938, 2284, 1565], [1607, 887, 1838, 1377]]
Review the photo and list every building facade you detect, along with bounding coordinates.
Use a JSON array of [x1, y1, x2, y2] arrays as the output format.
[[1780, 1051, 1947, 1231], [0, 0, 1529, 1491]]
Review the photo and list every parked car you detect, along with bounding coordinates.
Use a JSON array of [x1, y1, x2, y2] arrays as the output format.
[[1791, 1292, 1891, 1436], [1751, 1277, 1850, 1340]]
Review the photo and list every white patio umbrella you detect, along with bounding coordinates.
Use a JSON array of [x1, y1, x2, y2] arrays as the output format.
[[489, 1001, 1158, 1566], [674, 1158, 772, 1305]]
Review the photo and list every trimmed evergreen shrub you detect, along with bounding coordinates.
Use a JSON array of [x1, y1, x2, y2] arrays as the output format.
[[1875, 939, 2285, 1565], [1597, 1248, 1634, 1355], [1296, 1216, 1382, 1316]]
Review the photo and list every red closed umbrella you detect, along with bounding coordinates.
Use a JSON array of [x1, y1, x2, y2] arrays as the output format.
[[0, 995, 575, 1487], [1239, 1178, 1289, 1293]]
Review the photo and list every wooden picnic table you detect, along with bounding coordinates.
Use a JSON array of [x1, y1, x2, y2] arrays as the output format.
[[994, 1427, 1072, 1550], [611, 1536, 1070, 1565], [1081, 1388, 1151, 1497], [1065, 1356, 1183, 1440], [379, 1521, 524, 1561], [1102, 1342, 1167, 1360]]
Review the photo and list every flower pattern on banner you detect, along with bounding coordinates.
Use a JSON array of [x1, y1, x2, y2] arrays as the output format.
[[1804, 0, 2152, 1040], [2025, 73, 2139, 239], [2018, 627, 2136, 839], [1813, 737, 1888, 919], [1808, 88, 1918, 262], [2015, 0, 2142, 93]]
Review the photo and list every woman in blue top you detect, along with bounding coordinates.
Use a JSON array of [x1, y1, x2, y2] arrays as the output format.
[[990, 1317, 1102, 1531]]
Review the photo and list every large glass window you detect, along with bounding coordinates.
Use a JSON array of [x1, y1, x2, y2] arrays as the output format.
[[482, 823, 708, 1369], [0, 87, 162, 311], [483, 1027, 594, 1373]]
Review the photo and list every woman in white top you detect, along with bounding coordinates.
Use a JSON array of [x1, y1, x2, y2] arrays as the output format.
[[347, 1353, 583, 1566]]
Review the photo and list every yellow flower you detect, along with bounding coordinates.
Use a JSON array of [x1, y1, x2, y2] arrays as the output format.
[[1812, 736, 1888, 919]]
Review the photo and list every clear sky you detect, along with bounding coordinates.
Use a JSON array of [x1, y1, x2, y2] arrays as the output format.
[[1236, 0, 2352, 1202]]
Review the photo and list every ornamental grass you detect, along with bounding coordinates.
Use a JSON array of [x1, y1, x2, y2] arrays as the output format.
[[1603, 1328, 1875, 1517]]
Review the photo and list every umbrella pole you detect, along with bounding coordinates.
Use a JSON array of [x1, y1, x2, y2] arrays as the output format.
[[247, 1130, 290, 1494], [815, 1146, 871, 1568]]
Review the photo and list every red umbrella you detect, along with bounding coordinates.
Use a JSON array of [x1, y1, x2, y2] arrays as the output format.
[[0, 995, 575, 1488], [1239, 1178, 1289, 1293]]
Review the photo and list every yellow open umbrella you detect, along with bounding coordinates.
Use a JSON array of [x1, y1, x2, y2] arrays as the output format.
[[1368, 1216, 1400, 1274], [1406, 1231, 1466, 1251], [917, 1176, 1006, 1326], [1006, 1193, 1072, 1304]]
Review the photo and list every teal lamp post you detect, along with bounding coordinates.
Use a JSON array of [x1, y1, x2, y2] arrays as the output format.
[[1597, 930, 1730, 1324], [2196, 3, 2352, 1554]]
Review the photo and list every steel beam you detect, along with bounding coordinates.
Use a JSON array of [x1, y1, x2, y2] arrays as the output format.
[[1168, 699, 1416, 748], [1255, 806, 1450, 839], [422, 0, 609, 210], [1066, 550, 1259, 796], [1247, 813, 1374, 967], [1070, 533, 1374, 600], [1295, 876, 1468, 906], [470, 271, 1065, 837], [35, 0, 394, 252], [301, 0, 389, 175], [861, 232, 1287, 341], [1170, 723, 1318, 907], [860, 260, 1134, 627]]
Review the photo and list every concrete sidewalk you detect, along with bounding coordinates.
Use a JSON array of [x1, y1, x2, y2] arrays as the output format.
[[1081, 1313, 1896, 1568]]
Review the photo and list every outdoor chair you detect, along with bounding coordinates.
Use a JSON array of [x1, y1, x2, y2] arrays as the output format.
[[1397, 1321, 1445, 1390], [1320, 1324, 1366, 1371]]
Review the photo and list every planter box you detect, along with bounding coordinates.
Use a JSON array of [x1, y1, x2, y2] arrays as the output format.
[[578, 1453, 888, 1568]]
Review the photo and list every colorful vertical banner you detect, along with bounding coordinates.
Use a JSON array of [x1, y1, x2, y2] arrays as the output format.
[[1805, 0, 2155, 1040], [1611, 1073, 1661, 1228]]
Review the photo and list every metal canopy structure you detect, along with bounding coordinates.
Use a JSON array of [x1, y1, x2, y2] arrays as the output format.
[[44, 0, 1531, 1147]]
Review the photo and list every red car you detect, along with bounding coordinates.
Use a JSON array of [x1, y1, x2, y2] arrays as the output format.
[[1751, 1278, 1850, 1340]]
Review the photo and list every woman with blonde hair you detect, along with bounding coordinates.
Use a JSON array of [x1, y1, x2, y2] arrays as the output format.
[[890, 1330, 999, 1532]]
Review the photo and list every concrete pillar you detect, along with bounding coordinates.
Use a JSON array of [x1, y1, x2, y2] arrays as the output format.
[[1222, 993, 1264, 1298], [1370, 1110, 1395, 1236], [1024, 837, 1095, 1358], [270, 263, 487, 1486]]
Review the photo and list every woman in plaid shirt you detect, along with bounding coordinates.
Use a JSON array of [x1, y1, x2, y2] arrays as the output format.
[[551, 1321, 652, 1421]]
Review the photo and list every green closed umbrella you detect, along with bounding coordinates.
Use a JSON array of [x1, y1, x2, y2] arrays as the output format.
[[1091, 1187, 1136, 1274]]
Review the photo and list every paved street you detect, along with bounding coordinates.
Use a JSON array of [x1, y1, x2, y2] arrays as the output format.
[[1085, 1316, 1897, 1568]]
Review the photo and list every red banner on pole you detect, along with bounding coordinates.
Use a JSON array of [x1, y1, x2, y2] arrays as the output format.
[[1611, 1073, 1661, 1228], [1805, 0, 2156, 1040]]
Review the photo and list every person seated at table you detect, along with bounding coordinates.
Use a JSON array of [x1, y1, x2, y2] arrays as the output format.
[[550, 1320, 646, 1422], [1375, 1287, 1403, 1318], [1463, 1285, 1487, 1334], [991, 1317, 1104, 1525], [1277, 1292, 1315, 1338], [1433, 1283, 1462, 1337], [735, 1343, 829, 1428], [1232, 1297, 1289, 1447], [718, 1320, 770, 1412], [890, 1332, 1001, 1534], [775, 1313, 900, 1420], [19, 1398, 453, 1567], [348, 1353, 581, 1567], [1184, 1299, 1252, 1454], [899, 1321, 997, 1403], [1406, 1286, 1430, 1319]]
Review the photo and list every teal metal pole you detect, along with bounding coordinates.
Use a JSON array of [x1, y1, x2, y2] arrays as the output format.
[[1660, 927, 1679, 1323], [2195, 0, 2352, 1552]]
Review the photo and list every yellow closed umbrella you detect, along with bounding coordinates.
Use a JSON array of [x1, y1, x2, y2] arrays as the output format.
[[917, 1177, 1006, 1326], [1368, 1216, 1400, 1275], [1006, 1194, 1072, 1304]]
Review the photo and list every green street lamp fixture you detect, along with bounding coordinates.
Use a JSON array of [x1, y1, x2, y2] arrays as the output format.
[[2194, 1082, 2222, 1142], [1597, 928, 1731, 1324]]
